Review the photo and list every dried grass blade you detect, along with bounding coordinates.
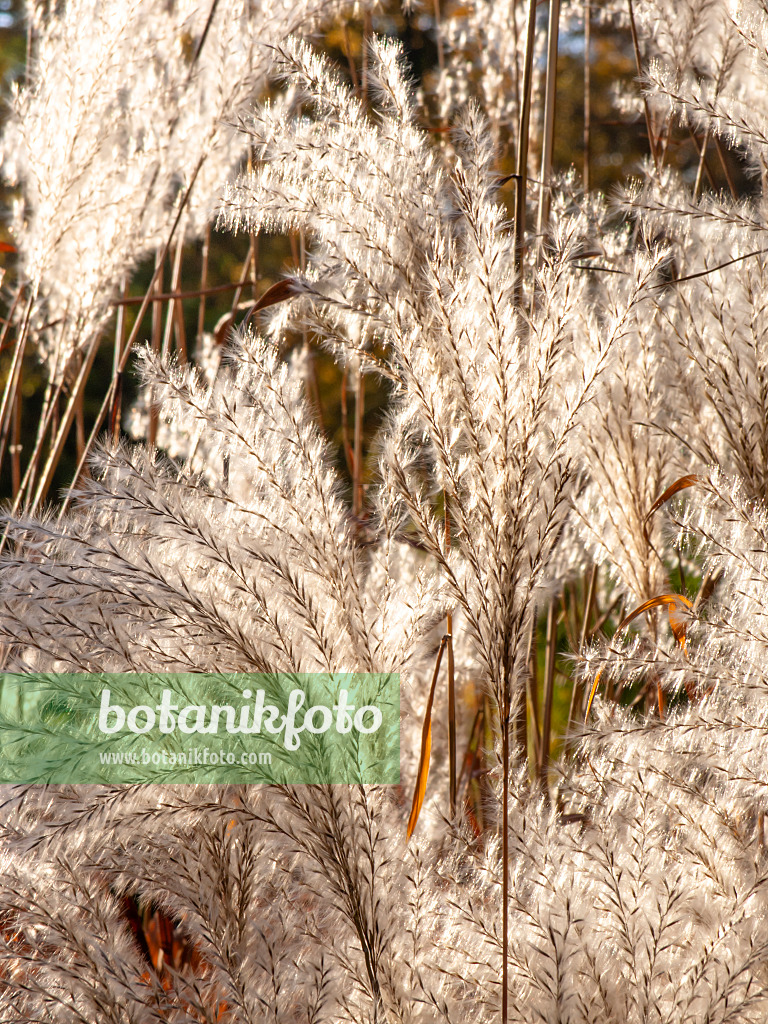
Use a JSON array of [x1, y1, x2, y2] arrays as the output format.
[[616, 593, 693, 648], [456, 705, 483, 800], [584, 667, 604, 722], [407, 634, 448, 840], [246, 277, 296, 317], [644, 474, 703, 537]]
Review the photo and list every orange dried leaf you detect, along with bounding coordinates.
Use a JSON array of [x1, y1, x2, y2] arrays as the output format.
[[584, 667, 604, 722], [214, 278, 299, 346], [656, 677, 665, 718], [666, 600, 692, 648], [645, 475, 703, 527], [617, 593, 693, 649], [407, 722, 432, 841], [249, 277, 296, 314], [407, 636, 447, 840]]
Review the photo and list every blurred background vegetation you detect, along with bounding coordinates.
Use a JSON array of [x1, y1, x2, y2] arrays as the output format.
[[0, 0, 748, 504]]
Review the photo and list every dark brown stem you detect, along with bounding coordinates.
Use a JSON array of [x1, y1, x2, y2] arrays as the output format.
[[689, 128, 715, 195], [10, 373, 21, 498], [249, 148, 260, 302], [583, 0, 591, 190], [341, 369, 355, 477], [433, 0, 444, 73], [456, 705, 483, 801], [352, 369, 365, 516], [172, 239, 188, 362], [537, 599, 558, 790], [149, 250, 164, 446], [110, 279, 128, 444], [232, 237, 256, 313], [114, 276, 258, 307], [445, 503, 456, 816], [74, 388, 85, 462], [501, 692, 510, 1024], [0, 295, 34, 475], [362, 11, 372, 106], [713, 135, 739, 199], [628, 0, 659, 171], [26, 328, 102, 512], [567, 563, 597, 727], [11, 375, 67, 514], [196, 225, 211, 342], [192, 0, 220, 65], [579, 564, 598, 651], [527, 612, 541, 767], [341, 20, 359, 91], [162, 236, 186, 362], [0, 286, 22, 353], [536, 0, 562, 258], [513, 660, 528, 761]]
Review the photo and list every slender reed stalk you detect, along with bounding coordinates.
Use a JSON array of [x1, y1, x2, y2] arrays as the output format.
[[74, 389, 85, 461], [513, 0, 538, 303], [362, 11, 372, 104], [513, 660, 528, 759], [113, 278, 258, 307], [433, 0, 445, 74], [57, 155, 206, 515], [583, 0, 590, 190], [149, 250, 164, 445], [161, 236, 185, 361], [501, 687, 510, 1024], [694, 129, 710, 196], [527, 612, 541, 767], [10, 383, 20, 497], [0, 285, 22, 353], [341, 368, 355, 478], [537, 599, 557, 790], [627, 0, 659, 171], [341, 20, 359, 91], [352, 367, 365, 516], [536, 0, 561, 254], [567, 564, 597, 728], [713, 135, 738, 199], [196, 226, 211, 343], [110, 279, 127, 443], [232, 237, 256, 313], [445, 503, 456, 816], [0, 294, 34, 472], [9, 372, 66, 514], [30, 327, 104, 508], [171, 237, 187, 362]]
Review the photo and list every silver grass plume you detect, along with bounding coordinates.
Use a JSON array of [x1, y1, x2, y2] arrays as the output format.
[[2, 0, 375, 384], [1, 19, 768, 1024], [220, 36, 660, 717]]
